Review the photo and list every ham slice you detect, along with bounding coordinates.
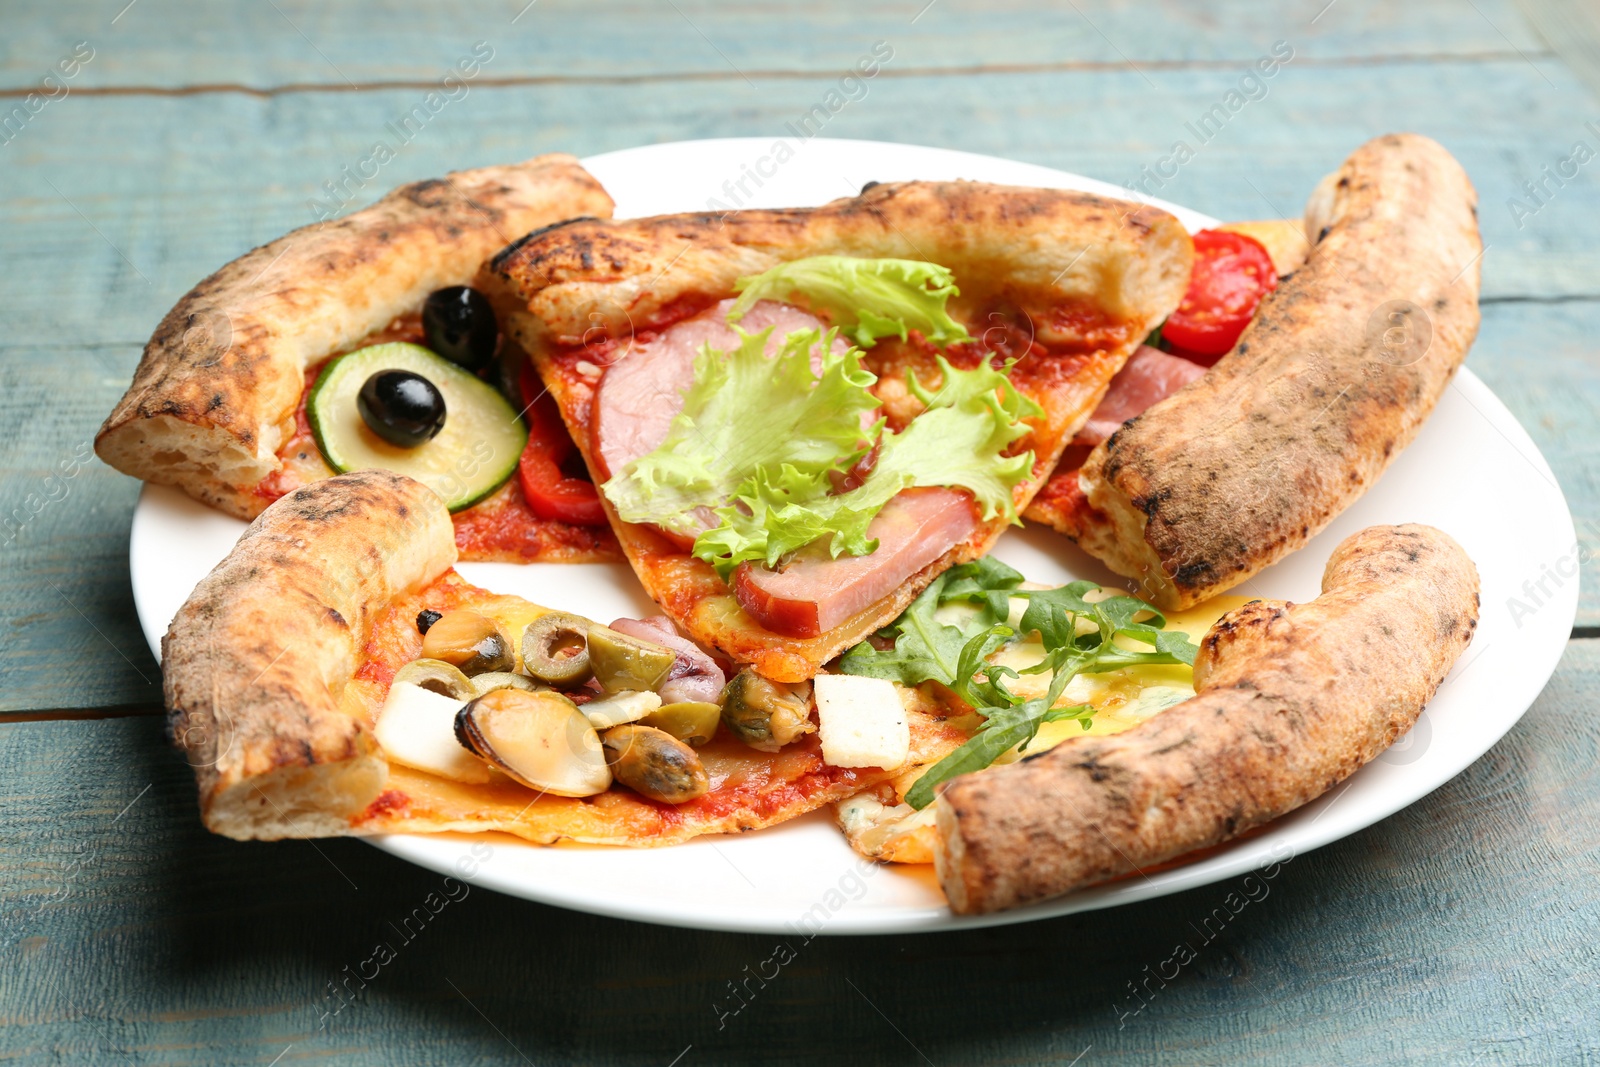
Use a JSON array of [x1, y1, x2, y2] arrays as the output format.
[[1074, 345, 1207, 446], [734, 487, 979, 638], [592, 299, 848, 480]]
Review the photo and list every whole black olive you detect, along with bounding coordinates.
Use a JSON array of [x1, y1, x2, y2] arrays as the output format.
[[416, 609, 443, 634], [423, 286, 498, 372], [357, 370, 446, 448]]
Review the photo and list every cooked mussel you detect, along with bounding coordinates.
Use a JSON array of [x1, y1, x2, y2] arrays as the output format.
[[587, 625, 677, 694], [521, 612, 593, 687], [640, 701, 722, 747], [600, 724, 709, 805], [720, 671, 815, 753], [454, 689, 610, 796], [421, 610, 513, 676], [392, 658, 475, 701]]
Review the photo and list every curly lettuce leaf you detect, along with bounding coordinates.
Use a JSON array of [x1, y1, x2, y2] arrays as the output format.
[[727, 256, 974, 348], [601, 326, 880, 538], [691, 356, 1040, 579]]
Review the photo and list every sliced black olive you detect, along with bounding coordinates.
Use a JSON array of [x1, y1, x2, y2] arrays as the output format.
[[423, 286, 498, 373], [357, 370, 446, 448], [416, 609, 443, 634]]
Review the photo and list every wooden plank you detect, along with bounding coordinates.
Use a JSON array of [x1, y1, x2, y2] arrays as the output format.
[[0, 344, 159, 715], [2, 638, 1597, 1064], [0, 0, 1551, 90], [1518, 0, 1600, 101], [0, 59, 1596, 361]]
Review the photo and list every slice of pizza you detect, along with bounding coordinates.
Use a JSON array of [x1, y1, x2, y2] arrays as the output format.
[[165, 469, 968, 844], [480, 181, 1193, 680], [96, 154, 623, 564], [1025, 134, 1482, 609]]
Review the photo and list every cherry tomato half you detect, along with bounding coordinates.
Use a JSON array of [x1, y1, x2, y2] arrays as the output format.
[[1161, 229, 1278, 363], [517, 364, 607, 526]]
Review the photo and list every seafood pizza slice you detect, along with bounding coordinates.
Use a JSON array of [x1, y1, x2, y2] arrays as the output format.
[[481, 181, 1192, 680], [165, 469, 968, 844]]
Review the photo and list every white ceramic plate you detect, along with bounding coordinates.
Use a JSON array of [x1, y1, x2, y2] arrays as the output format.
[[131, 139, 1578, 934]]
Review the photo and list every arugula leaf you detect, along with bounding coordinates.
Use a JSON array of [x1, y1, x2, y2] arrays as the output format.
[[840, 563, 1197, 809], [727, 256, 974, 348], [903, 698, 1092, 810], [691, 356, 1040, 579], [602, 326, 879, 539], [836, 556, 1025, 687]]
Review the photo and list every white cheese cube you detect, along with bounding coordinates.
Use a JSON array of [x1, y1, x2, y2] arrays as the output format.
[[374, 682, 491, 784], [814, 674, 909, 770]]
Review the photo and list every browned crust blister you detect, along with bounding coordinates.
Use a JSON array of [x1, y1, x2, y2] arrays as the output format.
[[482, 181, 1194, 680], [1069, 134, 1482, 609], [96, 155, 614, 520], [164, 469, 457, 840], [934, 523, 1480, 914]]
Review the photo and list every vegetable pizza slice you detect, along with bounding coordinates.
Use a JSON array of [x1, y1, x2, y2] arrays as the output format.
[[96, 155, 623, 564], [480, 181, 1193, 680]]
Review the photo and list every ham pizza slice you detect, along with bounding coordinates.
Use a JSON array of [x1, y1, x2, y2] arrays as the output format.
[[480, 181, 1193, 680]]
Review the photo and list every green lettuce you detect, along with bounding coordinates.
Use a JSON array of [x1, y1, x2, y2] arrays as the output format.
[[727, 256, 974, 348], [693, 355, 1039, 578], [601, 326, 879, 540]]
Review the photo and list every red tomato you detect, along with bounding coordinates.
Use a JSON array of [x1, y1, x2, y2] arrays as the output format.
[[1161, 229, 1278, 362], [517, 364, 607, 526]]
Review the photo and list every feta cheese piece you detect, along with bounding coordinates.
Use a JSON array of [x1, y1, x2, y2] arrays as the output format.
[[374, 681, 491, 784], [814, 674, 909, 770]]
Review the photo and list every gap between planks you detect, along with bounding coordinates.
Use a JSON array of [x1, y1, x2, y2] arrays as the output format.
[[0, 49, 1555, 99]]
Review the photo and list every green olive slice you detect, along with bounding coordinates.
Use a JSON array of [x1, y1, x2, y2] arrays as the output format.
[[640, 701, 722, 747], [587, 625, 677, 695], [469, 671, 541, 698], [392, 658, 476, 701], [720, 670, 815, 753], [521, 612, 593, 687], [421, 610, 514, 676], [600, 724, 709, 804]]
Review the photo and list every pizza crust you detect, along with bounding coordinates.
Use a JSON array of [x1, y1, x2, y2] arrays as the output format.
[[934, 523, 1479, 915], [1076, 134, 1482, 609], [164, 468, 457, 840], [97, 155, 613, 520]]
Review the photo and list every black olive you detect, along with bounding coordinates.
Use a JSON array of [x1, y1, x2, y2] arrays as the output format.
[[357, 370, 446, 448], [416, 609, 443, 634], [423, 286, 498, 372]]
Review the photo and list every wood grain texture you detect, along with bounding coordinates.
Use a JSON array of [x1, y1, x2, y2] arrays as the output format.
[[0, 0, 1550, 90], [2, 639, 1596, 1065]]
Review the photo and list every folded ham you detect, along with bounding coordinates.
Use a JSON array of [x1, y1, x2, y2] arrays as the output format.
[[1073, 345, 1206, 447]]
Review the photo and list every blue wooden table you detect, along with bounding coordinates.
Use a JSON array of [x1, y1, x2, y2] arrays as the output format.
[[3, 2, 1599, 1063]]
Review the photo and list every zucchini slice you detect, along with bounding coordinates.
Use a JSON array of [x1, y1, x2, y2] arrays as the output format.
[[308, 343, 526, 512]]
